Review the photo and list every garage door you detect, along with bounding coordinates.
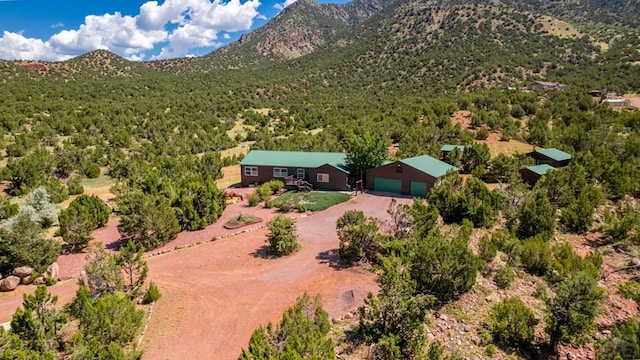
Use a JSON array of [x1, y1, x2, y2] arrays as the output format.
[[410, 181, 428, 197], [374, 177, 402, 194]]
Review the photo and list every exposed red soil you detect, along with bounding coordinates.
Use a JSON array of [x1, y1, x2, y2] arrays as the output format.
[[0, 190, 410, 360], [627, 96, 640, 109], [141, 192, 409, 360]]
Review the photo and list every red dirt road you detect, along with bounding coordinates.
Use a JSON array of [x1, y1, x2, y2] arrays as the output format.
[[141, 193, 410, 360]]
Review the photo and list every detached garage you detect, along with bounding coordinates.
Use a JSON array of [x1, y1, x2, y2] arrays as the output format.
[[366, 155, 458, 197]]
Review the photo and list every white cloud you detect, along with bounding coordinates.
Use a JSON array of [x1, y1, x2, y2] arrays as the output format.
[[0, 0, 264, 61], [50, 23, 65, 29], [273, 0, 298, 11], [0, 31, 69, 61]]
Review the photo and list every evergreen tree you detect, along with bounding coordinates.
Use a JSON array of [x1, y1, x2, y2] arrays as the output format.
[[546, 272, 606, 354], [240, 293, 334, 360], [517, 189, 556, 240]]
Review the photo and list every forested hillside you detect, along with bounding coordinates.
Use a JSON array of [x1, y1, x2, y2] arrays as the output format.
[[0, 0, 640, 358]]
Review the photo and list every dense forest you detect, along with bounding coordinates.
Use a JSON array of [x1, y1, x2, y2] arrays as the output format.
[[0, 0, 640, 358]]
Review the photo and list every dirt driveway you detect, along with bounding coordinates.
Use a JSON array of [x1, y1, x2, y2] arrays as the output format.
[[140, 192, 410, 360]]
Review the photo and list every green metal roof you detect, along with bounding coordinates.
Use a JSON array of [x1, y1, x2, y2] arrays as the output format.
[[240, 150, 349, 173], [440, 145, 466, 152], [526, 164, 556, 176], [534, 148, 572, 161], [400, 155, 458, 178]]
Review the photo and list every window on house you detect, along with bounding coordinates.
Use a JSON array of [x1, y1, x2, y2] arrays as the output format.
[[317, 173, 329, 183], [244, 166, 258, 176], [273, 168, 288, 178], [297, 169, 305, 179]]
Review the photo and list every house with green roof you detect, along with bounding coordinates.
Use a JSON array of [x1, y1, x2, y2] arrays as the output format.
[[239, 150, 350, 191], [519, 164, 556, 185], [526, 148, 572, 168], [365, 154, 458, 197]]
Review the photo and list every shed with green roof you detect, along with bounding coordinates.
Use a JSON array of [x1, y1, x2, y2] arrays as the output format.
[[519, 164, 557, 185], [526, 148, 572, 168], [240, 150, 350, 191], [366, 154, 458, 197]]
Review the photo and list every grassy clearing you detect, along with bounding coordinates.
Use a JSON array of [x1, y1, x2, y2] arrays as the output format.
[[482, 138, 535, 157], [273, 191, 350, 212]]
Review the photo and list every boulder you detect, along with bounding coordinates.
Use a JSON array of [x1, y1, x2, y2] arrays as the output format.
[[0, 276, 21, 292], [20, 276, 33, 285], [33, 276, 45, 285], [47, 262, 59, 280], [13, 266, 34, 278]]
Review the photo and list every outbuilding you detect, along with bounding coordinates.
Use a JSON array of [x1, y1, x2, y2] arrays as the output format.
[[366, 154, 458, 197], [240, 150, 350, 191], [519, 164, 556, 186], [526, 148, 572, 168]]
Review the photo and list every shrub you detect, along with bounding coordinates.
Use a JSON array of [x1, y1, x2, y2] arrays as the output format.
[[256, 184, 274, 203], [247, 193, 260, 207], [336, 210, 379, 264], [476, 127, 489, 140], [266, 215, 300, 256], [479, 234, 497, 263], [84, 164, 101, 178], [494, 265, 515, 289], [265, 180, 284, 194], [143, 282, 161, 304], [276, 199, 294, 213], [487, 297, 538, 349], [67, 177, 84, 195], [484, 344, 497, 357], [520, 236, 553, 276]]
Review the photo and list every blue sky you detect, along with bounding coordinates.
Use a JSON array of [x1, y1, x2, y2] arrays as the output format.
[[0, 0, 348, 61]]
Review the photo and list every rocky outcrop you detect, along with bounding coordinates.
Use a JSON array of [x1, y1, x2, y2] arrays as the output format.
[[0, 276, 21, 292], [47, 262, 59, 280]]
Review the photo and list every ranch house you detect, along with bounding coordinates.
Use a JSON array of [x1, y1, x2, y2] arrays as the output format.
[[239, 150, 350, 191]]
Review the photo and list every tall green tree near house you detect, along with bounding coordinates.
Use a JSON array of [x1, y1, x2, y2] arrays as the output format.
[[345, 132, 388, 185]]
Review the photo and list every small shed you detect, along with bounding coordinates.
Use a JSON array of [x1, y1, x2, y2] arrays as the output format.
[[440, 145, 466, 159], [520, 164, 556, 186], [526, 148, 572, 168], [366, 155, 458, 197]]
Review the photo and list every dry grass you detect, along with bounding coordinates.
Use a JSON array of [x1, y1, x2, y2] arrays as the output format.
[[481, 137, 535, 157], [220, 141, 254, 158], [216, 165, 241, 189], [539, 16, 583, 39]]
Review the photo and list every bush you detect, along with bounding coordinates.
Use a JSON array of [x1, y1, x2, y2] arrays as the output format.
[[337, 210, 379, 264], [520, 236, 553, 276], [276, 199, 294, 213], [247, 193, 260, 207], [476, 127, 489, 140], [84, 164, 101, 178], [265, 180, 284, 194], [479, 235, 497, 263], [143, 282, 161, 304], [494, 265, 515, 289], [487, 297, 538, 349], [484, 344, 497, 357], [266, 215, 300, 256], [67, 177, 84, 195]]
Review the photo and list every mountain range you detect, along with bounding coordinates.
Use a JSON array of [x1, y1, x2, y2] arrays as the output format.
[[1, 0, 639, 93]]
